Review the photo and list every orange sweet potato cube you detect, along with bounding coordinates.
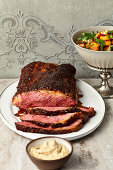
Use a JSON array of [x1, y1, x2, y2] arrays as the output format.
[[104, 41, 111, 46], [95, 32, 101, 39]]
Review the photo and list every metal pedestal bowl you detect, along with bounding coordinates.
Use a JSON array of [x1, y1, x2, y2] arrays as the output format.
[[72, 26, 113, 99], [87, 64, 113, 98]]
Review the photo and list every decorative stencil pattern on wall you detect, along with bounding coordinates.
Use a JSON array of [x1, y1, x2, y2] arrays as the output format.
[[0, 11, 113, 77], [0, 11, 78, 71]]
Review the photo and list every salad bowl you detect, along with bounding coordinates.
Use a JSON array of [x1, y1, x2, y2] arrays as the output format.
[[72, 26, 113, 98]]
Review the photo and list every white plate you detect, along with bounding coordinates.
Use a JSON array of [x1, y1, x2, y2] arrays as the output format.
[[0, 79, 105, 141]]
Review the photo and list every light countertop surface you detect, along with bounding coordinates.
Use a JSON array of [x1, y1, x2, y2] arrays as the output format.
[[0, 79, 113, 170]]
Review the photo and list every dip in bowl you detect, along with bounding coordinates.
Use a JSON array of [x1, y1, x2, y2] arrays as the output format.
[[26, 137, 73, 170]]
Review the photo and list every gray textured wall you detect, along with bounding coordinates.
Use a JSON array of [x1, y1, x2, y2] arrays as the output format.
[[0, 0, 113, 78]]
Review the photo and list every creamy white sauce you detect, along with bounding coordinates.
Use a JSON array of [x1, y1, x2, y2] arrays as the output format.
[[30, 139, 69, 160]]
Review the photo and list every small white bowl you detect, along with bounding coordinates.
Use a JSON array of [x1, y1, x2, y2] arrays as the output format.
[[72, 26, 113, 68]]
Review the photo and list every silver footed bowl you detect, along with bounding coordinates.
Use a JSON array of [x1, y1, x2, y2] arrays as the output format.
[[72, 26, 113, 69], [72, 26, 113, 98]]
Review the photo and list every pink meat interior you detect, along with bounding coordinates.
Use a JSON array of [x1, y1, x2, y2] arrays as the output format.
[[15, 119, 82, 130], [34, 107, 70, 111], [20, 112, 76, 123], [13, 90, 77, 109]]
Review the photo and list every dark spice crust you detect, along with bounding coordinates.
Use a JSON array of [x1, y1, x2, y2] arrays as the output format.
[[15, 120, 83, 134], [17, 105, 95, 118], [17, 108, 77, 116], [15, 61, 78, 100]]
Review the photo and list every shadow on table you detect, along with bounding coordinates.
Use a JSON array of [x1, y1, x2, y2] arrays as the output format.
[[61, 150, 99, 170], [72, 99, 111, 144], [62, 100, 111, 169]]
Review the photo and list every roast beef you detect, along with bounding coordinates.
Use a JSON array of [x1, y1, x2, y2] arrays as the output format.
[[13, 61, 96, 135], [15, 119, 82, 134], [12, 62, 81, 109], [19, 112, 88, 128], [77, 106, 96, 117], [16, 106, 95, 117]]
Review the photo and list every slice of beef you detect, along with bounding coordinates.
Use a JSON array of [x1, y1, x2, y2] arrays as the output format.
[[15, 119, 82, 134], [15, 107, 74, 116], [12, 61, 81, 109], [19, 112, 87, 128], [30, 107, 70, 111], [16, 106, 95, 118], [77, 106, 96, 117]]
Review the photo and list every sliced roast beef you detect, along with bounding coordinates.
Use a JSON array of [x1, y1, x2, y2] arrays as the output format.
[[19, 112, 87, 128], [16, 106, 95, 117], [77, 106, 96, 117], [15, 119, 82, 134], [12, 61, 81, 109], [13, 61, 96, 135]]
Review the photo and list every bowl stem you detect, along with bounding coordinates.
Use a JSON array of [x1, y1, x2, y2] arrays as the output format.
[[87, 64, 113, 98]]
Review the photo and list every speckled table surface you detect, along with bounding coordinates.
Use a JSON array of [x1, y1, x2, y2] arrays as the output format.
[[0, 79, 113, 170]]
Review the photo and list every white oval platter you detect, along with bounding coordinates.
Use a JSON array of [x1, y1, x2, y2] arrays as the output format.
[[0, 79, 105, 141]]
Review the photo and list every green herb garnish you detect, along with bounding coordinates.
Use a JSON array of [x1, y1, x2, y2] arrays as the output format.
[[107, 44, 111, 51], [77, 32, 96, 41], [109, 30, 113, 34], [109, 34, 113, 39], [94, 38, 105, 48]]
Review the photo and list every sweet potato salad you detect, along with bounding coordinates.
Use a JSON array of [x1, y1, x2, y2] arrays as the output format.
[[77, 30, 113, 51]]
